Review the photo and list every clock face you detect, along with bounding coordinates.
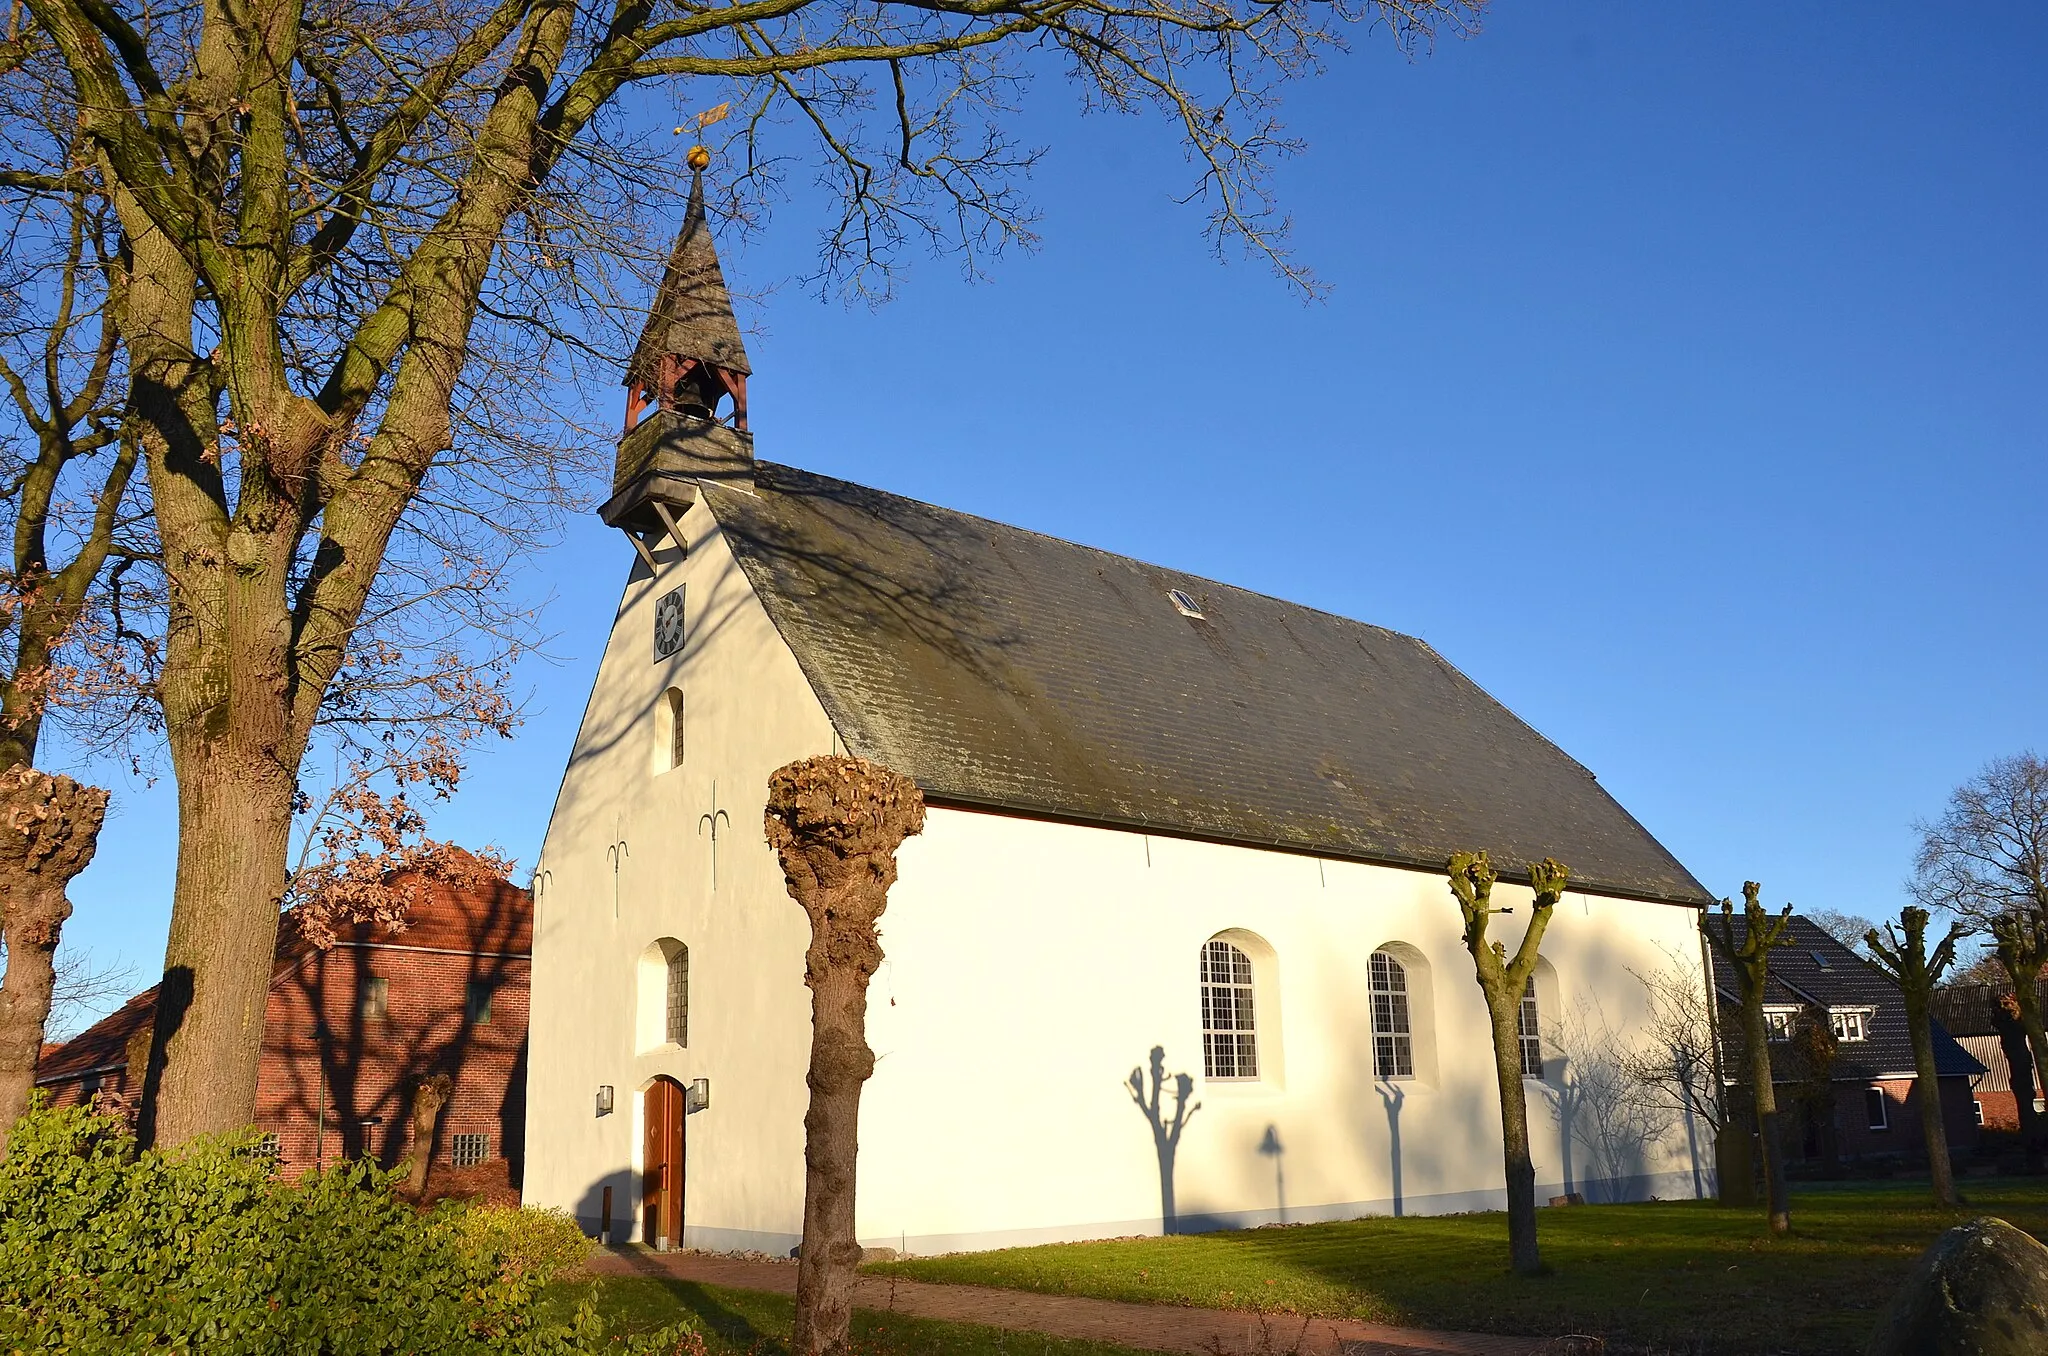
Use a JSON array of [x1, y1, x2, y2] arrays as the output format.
[[653, 586, 687, 659]]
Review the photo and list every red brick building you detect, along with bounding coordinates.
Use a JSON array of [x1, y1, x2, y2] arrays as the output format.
[[37, 868, 530, 1195], [1711, 915, 1983, 1172]]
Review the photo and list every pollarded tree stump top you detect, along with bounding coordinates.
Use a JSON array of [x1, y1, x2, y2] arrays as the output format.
[[0, 766, 110, 881], [765, 756, 925, 881]]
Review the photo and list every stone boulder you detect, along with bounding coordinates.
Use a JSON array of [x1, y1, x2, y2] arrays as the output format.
[[1867, 1217, 2048, 1356]]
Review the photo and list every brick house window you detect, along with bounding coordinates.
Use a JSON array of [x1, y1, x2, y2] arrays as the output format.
[[466, 980, 494, 1025], [359, 976, 389, 1021], [1974, 1098, 1985, 1126], [256, 1132, 281, 1160], [1830, 1009, 1870, 1043], [450, 1133, 490, 1168], [1866, 1087, 1889, 1131], [666, 947, 689, 1046]]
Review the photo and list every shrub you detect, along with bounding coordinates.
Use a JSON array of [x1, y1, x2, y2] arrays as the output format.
[[0, 1099, 686, 1354]]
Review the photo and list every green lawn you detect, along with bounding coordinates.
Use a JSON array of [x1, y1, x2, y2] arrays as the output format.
[[868, 1180, 2048, 1355], [549, 1277, 1154, 1356]]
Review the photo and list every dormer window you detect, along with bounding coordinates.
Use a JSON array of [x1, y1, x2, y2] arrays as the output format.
[[1830, 1008, 1872, 1043], [1764, 1007, 1796, 1042]]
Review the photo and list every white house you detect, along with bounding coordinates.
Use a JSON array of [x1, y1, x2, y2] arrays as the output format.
[[523, 172, 1720, 1254]]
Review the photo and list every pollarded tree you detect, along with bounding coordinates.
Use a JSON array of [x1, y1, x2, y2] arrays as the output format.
[[0, 765, 108, 1156], [1702, 882, 1794, 1234], [765, 755, 925, 1356], [1865, 905, 1965, 1207], [1914, 753, 2048, 1116], [1447, 849, 1569, 1277], [9, 0, 1487, 1148]]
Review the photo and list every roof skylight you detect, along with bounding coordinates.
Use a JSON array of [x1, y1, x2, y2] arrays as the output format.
[[1168, 589, 1205, 620]]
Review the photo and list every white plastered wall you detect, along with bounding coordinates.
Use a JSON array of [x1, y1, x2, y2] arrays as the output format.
[[526, 497, 1717, 1256], [856, 809, 1716, 1254], [525, 491, 835, 1250]]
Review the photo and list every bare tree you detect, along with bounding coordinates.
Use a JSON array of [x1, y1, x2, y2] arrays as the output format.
[[1865, 906, 1965, 1206], [1447, 850, 1568, 1277], [0, 764, 107, 1155], [1542, 992, 1669, 1203], [1807, 908, 1877, 957], [43, 944, 134, 1039], [1702, 882, 1794, 1234], [765, 755, 924, 1356], [1915, 753, 2048, 1123], [1616, 948, 1726, 1141], [6, 0, 1485, 1148]]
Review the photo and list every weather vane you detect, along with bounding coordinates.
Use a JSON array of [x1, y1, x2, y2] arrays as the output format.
[[675, 103, 731, 172]]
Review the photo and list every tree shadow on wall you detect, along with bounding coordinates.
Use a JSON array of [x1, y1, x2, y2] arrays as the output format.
[[1128, 1045, 1199, 1235], [1376, 1081, 1405, 1217]]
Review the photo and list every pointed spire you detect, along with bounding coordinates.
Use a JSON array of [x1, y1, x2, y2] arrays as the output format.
[[628, 167, 750, 388]]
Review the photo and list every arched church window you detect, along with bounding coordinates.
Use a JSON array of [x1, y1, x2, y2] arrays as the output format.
[[666, 946, 689, 1046], [1369, 950, 1414, 1079], [1518, 974, 1543, 1079], [657, 688, 685, 771], [1199, 939, 1258, 1079]]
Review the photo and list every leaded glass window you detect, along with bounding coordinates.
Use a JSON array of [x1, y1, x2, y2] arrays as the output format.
[[1369, 950, 1414, 1079], [666, 947, 689, 1046], [1518, 975, 1543, 1079], [1200, 940, 1258, 1079]]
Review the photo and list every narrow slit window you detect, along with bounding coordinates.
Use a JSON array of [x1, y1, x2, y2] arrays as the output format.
[[1865, 1087, 1889, 1131], [1518, 976, 1543, 1079], [666, 946, 689, 1047], [665, 688, 685, 769], [1369, 950, 1414, 1079], [1200, 940, 1258, 1079]]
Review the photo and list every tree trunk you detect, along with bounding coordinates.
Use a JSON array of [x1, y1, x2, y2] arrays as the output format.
[[1483, 987, 1541, 1274], [0, 768, 110, 1156], [1992, 1002, 2044, 1169], [766, 756, 924, 1356], [1905, 995, 1960, 1206], [140, 740, 297, 1148], [2004, 966, 2048, 1140], [404, 1074, 453, 1198], [1738, 991, 1791, 1234]]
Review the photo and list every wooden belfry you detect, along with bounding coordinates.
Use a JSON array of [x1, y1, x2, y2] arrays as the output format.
[[601, 149, 754, 567]]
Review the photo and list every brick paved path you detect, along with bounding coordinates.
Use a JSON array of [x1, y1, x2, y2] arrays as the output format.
[[588, 1249, 1549, 1356]]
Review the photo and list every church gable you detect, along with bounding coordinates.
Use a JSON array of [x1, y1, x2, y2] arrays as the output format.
[[705, 465, 1709, 908]]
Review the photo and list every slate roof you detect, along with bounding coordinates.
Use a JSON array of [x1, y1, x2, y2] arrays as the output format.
[[708, 463, 1712, 907], [1708, 915, 1984, 1082]]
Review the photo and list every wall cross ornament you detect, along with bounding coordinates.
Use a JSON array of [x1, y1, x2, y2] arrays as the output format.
[[698, 781, 732, 893], [606, 818, 629, 919]]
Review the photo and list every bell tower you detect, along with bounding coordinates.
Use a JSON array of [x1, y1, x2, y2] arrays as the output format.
[[601, 150, 752, 566]]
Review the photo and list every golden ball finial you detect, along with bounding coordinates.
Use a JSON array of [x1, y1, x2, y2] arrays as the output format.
[[686, 145, 711, 172]]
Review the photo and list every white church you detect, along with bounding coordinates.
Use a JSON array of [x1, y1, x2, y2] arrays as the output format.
[[524, 174, 1720, 1254]]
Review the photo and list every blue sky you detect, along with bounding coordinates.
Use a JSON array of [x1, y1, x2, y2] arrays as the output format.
[[55, 2, 2047, 1026]]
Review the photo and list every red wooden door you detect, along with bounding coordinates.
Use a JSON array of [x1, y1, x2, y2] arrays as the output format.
[[641, 1078, 685, 1248]]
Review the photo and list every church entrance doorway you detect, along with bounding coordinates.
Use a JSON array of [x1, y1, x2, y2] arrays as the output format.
[[642, 1077, 686, 1248]]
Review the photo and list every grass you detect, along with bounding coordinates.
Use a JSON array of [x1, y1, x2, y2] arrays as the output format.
[[548, 1276, 1155, 1356], [867, 1179, 2048, 1355]]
